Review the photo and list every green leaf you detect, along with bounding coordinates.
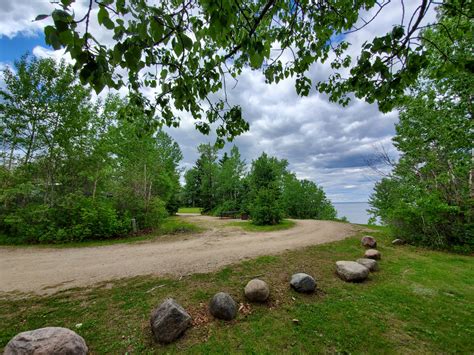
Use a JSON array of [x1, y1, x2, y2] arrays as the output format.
[[34, 14, 49, 22], [160, 69, 168, 80], [173, 39, 183, 57], [150, 20, 164, 42], [181, 34, 193, 50], [44, 26, 62, 50], [98, 7, 109, 25]]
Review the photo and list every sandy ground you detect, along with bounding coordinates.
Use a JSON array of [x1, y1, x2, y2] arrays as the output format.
[[0, 216, 360, 295]]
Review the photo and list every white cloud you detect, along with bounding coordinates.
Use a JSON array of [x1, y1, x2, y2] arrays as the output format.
[[0, 0, 54, 38]]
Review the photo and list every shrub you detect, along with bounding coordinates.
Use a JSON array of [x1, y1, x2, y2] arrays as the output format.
[[250, 187, 283, 225], [143, 197, 168, 229]]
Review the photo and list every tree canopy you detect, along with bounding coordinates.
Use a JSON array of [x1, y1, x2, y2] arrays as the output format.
[[0, 56, 183, 243], [368, 6, 473, 251], [37, 0, 472, 143], [182, 146, 336, 224]]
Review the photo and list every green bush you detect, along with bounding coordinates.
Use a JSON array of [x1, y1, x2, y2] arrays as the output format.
[[250, 187, 283, 225], [143, 197, 168, 229], [212, 200, 240, 216]]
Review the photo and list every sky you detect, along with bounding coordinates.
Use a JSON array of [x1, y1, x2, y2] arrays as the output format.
[[0, 1, 437, 203]]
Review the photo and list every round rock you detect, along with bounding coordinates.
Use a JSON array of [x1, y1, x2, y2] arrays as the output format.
[[150, 298, 192, 344], [4, 327, 88, 355], [336, 261, 369, 282], [365, 249, 381, 260], [290, 273, 316, 293], [244, 279, 270, 302], [356, 258, 379, 272], [209, 292, 237, 320], [392, 238, 405, 245], [361, 235, 377, 248]]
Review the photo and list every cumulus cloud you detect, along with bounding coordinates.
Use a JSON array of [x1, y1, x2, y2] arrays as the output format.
[[2, 0, 435, 202]]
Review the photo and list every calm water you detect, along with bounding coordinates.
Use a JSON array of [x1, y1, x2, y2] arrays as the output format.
[[333, 202, 372, 224]]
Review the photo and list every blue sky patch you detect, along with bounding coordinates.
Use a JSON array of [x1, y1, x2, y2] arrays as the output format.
[[0, 33, 49, 63]]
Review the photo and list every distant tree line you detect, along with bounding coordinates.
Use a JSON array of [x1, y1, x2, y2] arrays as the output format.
[[0, 56, 182, 243], [182, 144, 337, 225], [368, 7, 473, 252]]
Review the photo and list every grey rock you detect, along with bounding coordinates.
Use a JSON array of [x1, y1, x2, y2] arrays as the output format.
[[209, 292, 237, 320], [356, 258, 379, 272], [244, 279, 270, 302], [392, 238, 405, 245], [4, 327, 88, 355], [150, 298, 192, 344], [365, 249, 381, 260], [336, 261, 369, 282], [290, 273, 316, 293], [361, 235, 377, 248]]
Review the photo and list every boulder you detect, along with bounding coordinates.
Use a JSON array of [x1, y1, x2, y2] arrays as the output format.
[[365, 249, 381, 260], [290, 273, 316, 293], [4, 327, 88, 355], [392, 238, 405, 245], [356, 258, 379, 272], [150, 298, 192, 344], [361, 235, 377, 248], [209, 292, 237, 320], [336, 261, 369, 282], [244, 279, 270, 302]]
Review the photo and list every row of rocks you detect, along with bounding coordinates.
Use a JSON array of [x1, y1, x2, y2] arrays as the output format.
[[4, 272, 320, 350], [335, 236, 383, 282], [152, 272, 317, 344]]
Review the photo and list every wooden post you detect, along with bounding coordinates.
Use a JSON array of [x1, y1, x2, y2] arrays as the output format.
[[131, 218, 137, 233]]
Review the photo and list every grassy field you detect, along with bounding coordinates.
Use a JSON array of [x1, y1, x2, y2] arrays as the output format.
[[0, 217, 202, 248], [227, 219, 296, 232], [178, 207, 203, 213], [1, 226, 473, 353]]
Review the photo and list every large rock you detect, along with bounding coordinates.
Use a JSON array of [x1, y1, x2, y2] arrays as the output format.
[[365, 249, 381, 260], [336, 261, 369, 282], [244, 279, 270, 302], [4, 327, 88, 355], [209, 292, 237, 320], [392, 238, 405, 245], [290, 273, 316, 293], [150, 298, 192, 344], [361, 235, 377, 248], [356, 258, 379, 272]]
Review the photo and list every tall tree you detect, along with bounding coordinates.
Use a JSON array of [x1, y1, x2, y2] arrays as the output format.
[[281, 174, 336, 220], [248, 153, 287, 225], [0, 55, 92, 204], [195, 143, 219, 212], [369, 6, 473, 249], [0, 57, 184, 243], [215, 146, 246, 211]]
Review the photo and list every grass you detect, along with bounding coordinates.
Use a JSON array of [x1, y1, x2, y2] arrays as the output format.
[[1, 226, 473, 353], [0, 217, 203, 248], [178, 207, 202, 213], [227, 219, 296, 232]]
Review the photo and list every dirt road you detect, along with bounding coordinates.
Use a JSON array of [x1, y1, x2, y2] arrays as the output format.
[[0, 216, 359, 295]]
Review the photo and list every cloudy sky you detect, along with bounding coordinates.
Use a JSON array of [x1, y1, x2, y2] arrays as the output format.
[[0, 1, 437, 203]]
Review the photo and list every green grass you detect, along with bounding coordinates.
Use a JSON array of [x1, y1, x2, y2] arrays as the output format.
[[0, 217, 203, 248], [227, 219, 296, 232], [1, 227, 473, 353], [178, 207, 202, 213]]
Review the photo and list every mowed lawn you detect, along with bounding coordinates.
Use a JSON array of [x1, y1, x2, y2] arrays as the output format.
[[178, 207, 203, 213], [1, 227, 473, 353]]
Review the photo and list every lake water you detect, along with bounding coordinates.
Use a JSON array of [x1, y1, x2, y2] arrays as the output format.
[[333, 202, 372, 224]]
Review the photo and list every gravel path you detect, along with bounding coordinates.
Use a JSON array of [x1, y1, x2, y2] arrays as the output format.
[[0, 216, 359, 295]]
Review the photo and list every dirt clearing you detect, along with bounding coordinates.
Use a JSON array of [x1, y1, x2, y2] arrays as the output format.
[[0, 216, 360, 295]]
